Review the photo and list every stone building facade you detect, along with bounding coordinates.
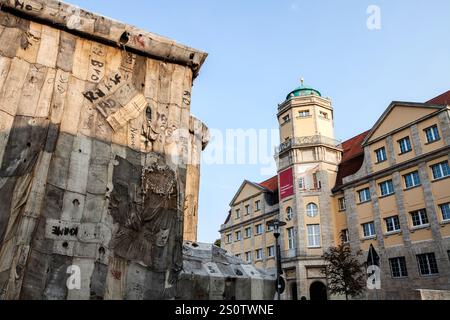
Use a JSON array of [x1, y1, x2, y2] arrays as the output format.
[[220, 81, 450, 300]]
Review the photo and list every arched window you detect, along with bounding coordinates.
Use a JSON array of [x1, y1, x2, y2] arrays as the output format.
[[286, 206, 293, 220], [306, 203, 318, 217]]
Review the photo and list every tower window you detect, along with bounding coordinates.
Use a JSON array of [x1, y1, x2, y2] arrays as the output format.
[[298, 110, 310, 117], [319, 111, 328, 119], [306, 203, 318, 217], [286, 206, 293, 220]]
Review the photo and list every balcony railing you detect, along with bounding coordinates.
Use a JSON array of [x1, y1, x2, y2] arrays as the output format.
[[275, 135, 342, 154]]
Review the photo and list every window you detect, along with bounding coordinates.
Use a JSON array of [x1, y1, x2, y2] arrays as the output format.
[[358, 188, 371, 203], [282, 114, 290, 123], [235, 209, 240, 219], [226, 234, 232, 243], [255, 224, 263, 235], [439, 203, 450, 221], [306, 203, 318, 217], [431, 161, 450, 180], [341, 229, 349, 243], [389, 257, 408, 278], [266, 221, 274, 232], [256, 249, 263, 261], [375, 147, 387, 163], [267, 246, 275, 258], [424, 125, 440, 143], [245, 205, 251, 215], [235, 253, 241, 259], [286, 206, 293, 221], [362, 222, 376, 238], [448, 250, 450, 262], [416, 253, 439, 276], [299, 177, 305, 189], [403, 171, 421, 188], [245, 251, 252, 262], [298, 110, 310, 117], [385, 216, 401, 233], [255, 200, 260, 211], [411, 209, 429, 227], [338, 197, 346, 211], [319, 111, 328, 119], [379, 180, 394, 196], [398, 137, 412, 154], [307, 224, 321, 248], [244, 227, 252, 238], [235, 230, 242, 241], [287, 227, 295, 250]]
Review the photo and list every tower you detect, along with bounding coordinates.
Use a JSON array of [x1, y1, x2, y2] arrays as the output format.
[[275, 80, 343, 299]]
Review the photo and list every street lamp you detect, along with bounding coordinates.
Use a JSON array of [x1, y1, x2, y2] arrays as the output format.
[[266, 219, 286, 300]]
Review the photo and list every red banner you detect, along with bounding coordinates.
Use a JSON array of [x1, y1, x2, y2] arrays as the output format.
[[279, 167, 294, 200]]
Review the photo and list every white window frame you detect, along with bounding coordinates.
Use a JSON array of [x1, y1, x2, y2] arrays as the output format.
[[358, 188, 371, 203], [440, 203, 450, 221], [307, 224, 321, 248], [306, 203, 318, 217], [341, 229, 349, 243], [424, 125, 440, 143], [398, 136, 412, 154], [338, 197, 346, 211], [410, 209, 429, 227], [235, 230, 242, 241], [362, 222, 376, 238], [299, 177, 305, 189], [389, 257, 408, 278], [379, 180, 394, 196], [287, 227, 295, 250], [431, 161, 450, 180], [255, 200, 260, 211], [375, 147, 387, 163], [244, 227, 252, 238], [255, 224, 263, 235], [256, 248, 263, 261], [235, 209, 240, 219], [286, 206, 293, 221], [385, 216, 401, 233], [403, 171, 420, 188], [298, 110, 310, 117], [245, 205, 251, 215], [245, 251, 252, 262], [416, 253, 439, 276], [226, 234, 232, 243], [267, 246, 275, 258]]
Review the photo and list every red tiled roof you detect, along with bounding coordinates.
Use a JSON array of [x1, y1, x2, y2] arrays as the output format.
[[333, 130, 370, 190], [257, 175, 278, 192], [426, 90, 450, 105]]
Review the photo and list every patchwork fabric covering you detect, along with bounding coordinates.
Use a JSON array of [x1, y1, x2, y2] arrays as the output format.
[[0, 0, 209, 299]]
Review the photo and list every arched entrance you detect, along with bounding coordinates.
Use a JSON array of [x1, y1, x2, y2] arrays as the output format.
[[290, 282, 298, 300], [309, 281, 327, 300]]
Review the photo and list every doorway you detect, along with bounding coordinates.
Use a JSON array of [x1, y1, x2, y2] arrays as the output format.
[[290, 282, 298, 300], [309, 281, 327, 300]]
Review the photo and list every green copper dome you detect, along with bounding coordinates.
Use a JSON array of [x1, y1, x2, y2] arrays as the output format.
[[286, 81, 321, 100]]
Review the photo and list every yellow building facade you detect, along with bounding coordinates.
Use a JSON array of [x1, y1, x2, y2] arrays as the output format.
[[220, 84, 450, 300]]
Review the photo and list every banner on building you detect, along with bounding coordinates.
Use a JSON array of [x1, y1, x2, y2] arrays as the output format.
[[279, 167, 294, 199]]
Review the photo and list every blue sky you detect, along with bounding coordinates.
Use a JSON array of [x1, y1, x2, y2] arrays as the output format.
[[70, 0, 450, 243]]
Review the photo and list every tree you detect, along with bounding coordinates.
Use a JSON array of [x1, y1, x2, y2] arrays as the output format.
[[322, 243, 366, 300], [214, 239, 221, 247]]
